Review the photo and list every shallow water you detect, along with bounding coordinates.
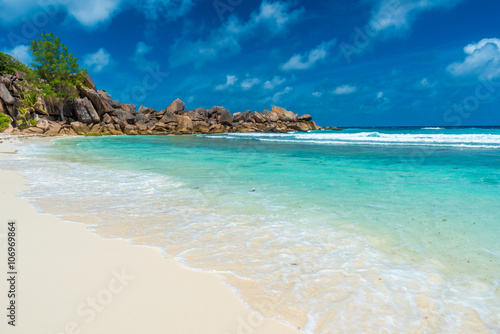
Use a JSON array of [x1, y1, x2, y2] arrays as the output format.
[[2, 127, 500, 333]]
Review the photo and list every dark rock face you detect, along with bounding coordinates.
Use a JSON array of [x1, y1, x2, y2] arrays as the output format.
[[219, 109, 233, 125], [83, 73, 96, 91], [299, 114, 312, 122], [0, 83, 15, 105], [82, 97, 100, 123], [0, 72, 339, 135], [72, 99, 93, 124]]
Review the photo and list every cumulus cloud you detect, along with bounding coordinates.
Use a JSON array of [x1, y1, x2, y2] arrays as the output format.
[[215, 75, 238, 91], [84, 48, 112, 72], [241, 78, 260, 90], [272, 86, 292, 103], [264, 76, 286, 90], [130, 41, 158, 70], [2, 45, 32, 65], [370, 0, 462, 33], [447, 38, 500, 79], [281, 39, 336, 71], [333, 85, 357, 95], [170, 0, 303, 67], [0, 0, 196, 27], [312, 92, 322, 97]]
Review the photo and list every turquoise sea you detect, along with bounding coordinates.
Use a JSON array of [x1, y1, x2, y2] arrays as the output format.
[[3, 127, 500, 333]]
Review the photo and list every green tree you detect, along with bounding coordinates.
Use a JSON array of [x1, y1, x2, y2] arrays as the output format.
[[28, 32, 87, 121]]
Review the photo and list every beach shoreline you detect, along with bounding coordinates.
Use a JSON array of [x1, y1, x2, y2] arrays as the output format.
[[0, 135, 300, 334]]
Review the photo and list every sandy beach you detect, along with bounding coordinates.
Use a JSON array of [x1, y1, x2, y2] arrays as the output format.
[[0, 135, 299, 334]]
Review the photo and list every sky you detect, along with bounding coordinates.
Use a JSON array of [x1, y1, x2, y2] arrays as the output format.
[[0, 0, 499, 127]]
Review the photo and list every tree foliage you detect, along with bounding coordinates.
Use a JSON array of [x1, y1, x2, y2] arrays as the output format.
[[0, 52, 32, 75], [28, 31, 87, 102]]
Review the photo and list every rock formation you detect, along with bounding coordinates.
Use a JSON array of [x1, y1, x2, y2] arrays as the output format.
[[0, 72, 341, 136]]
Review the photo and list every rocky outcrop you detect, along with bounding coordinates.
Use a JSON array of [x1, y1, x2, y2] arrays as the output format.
[[0, 71, 341, 136]]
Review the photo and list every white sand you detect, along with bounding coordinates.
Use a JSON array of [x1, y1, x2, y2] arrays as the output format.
[[0, 135, 300, 334]]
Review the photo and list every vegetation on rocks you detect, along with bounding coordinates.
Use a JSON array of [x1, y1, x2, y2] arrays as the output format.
[[0, 113, 11, 131], [0, 52, 32, 75]]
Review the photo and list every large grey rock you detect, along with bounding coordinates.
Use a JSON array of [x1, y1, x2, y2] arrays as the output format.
[[188, 110, 206, 121], [272, 106, 298, 122], [194, 107, 208, 118], [35, 119, 50, 132], [208, 106, 228, 117], [22, 127, 44, 134], [262, 109, 279, 122], [45, 121, 62, 136], [166, 99, 185, 114], [114, 109, 136, 124], [83, 73, 96, 91], [160, 112, 176, 123], [138, 105, 155, 115], [82, 97, 100, 123], [14, 70, 25, 80], [252, 112, 266, 123], [289, 122, 311, 132], [135, 113, 149, 123], [219, 109, 233, 125], [308, 121, 319, 131], [136, 121, 148, 131], [70, 121, 90, 134], [298, 114, 312, 122], [122, 104, 137, 114], [174, 114, 193, 129], [102, 113, 113, 124], [81, 88, 112, 116], [0, 83, 15, 105], [73, 99, 93, 124], [233, 112, 243, 122], [110, 99, 121, 109]]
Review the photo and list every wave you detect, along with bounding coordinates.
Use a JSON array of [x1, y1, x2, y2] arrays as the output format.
[[213, 132, 500, 149], [421, 127, 444, 130]]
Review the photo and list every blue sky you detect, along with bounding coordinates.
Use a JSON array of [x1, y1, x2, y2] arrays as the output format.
[[1, 0, 499, 126]]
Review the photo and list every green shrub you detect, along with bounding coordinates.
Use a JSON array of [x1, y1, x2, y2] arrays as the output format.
[[0, 113, 11, 131], [0, 52, 32, 75]]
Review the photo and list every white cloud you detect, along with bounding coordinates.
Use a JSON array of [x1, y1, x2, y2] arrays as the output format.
[[130, 41, 157, 70], [370, 0, 461, 33], [0, 0, 196, 27], [2, 44, 32, 65], [447, 38, 500, 79], [281, 39, 336, 71], [272, 86, 292, 103], [66, 0, 122, 26], [84, 48, 112, 72], [170, 0, 303, 67], [251, 0, 303, 31], [135, 41, 152, 55], [312, 92, 322, 97], [241, 78, 260, 90], [376, 91, 388, 103], [264, 76, 286, 90], [333, 85, 357, 95], [215, 75, 238, 91]]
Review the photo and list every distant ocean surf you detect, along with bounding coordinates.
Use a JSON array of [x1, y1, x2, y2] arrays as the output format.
[[3, 127, 499, 333]]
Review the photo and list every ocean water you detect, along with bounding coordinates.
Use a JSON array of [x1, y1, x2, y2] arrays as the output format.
[[2, 127, 500, 333]]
